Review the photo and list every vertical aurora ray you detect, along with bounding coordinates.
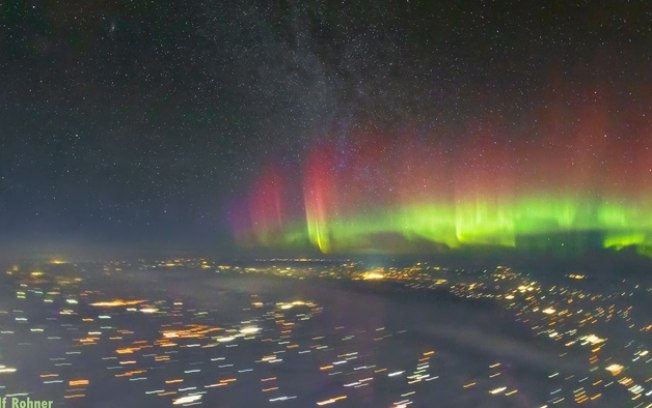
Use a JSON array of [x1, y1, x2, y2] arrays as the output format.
[[453, 124, 515, 246], [228, 166, 308, 249], [303, 144, 337, 253], [393, 136, 459, 247], [248, 166, 285, 245]]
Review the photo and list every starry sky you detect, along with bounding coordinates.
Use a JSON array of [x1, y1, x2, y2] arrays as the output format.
[[1, 1, 651, 256]]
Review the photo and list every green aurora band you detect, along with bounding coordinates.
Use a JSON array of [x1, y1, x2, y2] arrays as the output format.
[[302, 198, 652, 255]]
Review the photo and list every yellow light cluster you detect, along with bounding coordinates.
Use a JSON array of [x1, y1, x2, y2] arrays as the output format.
[[90, 299, 145, 308], [161, 324, 221, 339], [605, 363, 624, 376], [362, 271, 385, 280]]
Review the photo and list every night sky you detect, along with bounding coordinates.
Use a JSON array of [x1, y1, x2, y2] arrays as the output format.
[[1, 1, 651, 256]]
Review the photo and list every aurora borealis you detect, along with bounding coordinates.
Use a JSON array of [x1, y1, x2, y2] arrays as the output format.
[[231, 92, 652, 255], [3, 1, 652, 257]]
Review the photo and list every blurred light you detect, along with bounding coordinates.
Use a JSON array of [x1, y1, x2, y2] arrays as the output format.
[[173, 394, 203, 405], [605, 364, 624, 376]]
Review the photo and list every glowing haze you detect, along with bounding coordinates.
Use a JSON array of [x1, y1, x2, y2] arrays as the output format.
[[230, 89, 652, 256]]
